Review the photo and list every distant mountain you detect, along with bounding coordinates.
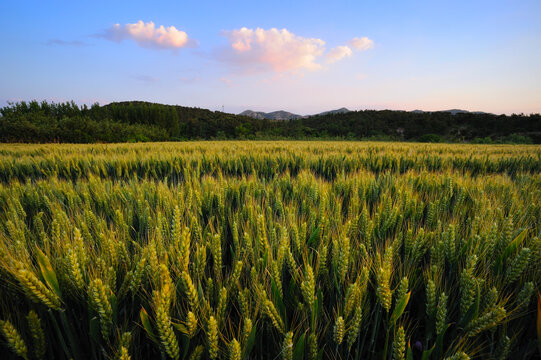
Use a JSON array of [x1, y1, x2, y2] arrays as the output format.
[[239, 110, 304, 120], [239, 110, 266, 119], [240, 107, 351, 120], [266, 110, 304, 120], [442, 109, 470, 115], [316, 107, 351, 116]]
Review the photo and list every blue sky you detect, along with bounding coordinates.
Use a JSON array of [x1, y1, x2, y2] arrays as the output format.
[[1, 0, 540, 115]]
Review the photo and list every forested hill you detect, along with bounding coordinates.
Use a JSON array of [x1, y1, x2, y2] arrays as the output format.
[[1, 100, 540, 143]]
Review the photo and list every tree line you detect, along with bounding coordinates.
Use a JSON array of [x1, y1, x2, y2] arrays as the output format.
[[1, 100, 539, 143]]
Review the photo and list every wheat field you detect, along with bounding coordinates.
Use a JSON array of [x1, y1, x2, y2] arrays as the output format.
[[0, 141, 540, 359]]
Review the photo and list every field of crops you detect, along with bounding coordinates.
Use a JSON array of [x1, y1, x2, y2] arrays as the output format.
[[0, 141, 540, 360]]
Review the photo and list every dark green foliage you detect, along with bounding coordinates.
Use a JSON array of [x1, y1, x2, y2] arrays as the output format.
[[1, 100, 540, 143], [418, 134, 444, 143]]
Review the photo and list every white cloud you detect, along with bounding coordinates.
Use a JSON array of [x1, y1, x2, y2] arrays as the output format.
[[326, 45, 353, 63], [220, 27, 326, 72], [103, 21, 191, 49], [349, 37, 374, 51], [217, 28, 374, 73]]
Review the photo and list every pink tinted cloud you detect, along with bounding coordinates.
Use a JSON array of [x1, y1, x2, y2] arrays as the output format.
[[220, 77, 232, 84], [103, 21, 192, 49], [220, 27, 326, 72], [326, 45, 353, 63], [349, 37, 374, 51]]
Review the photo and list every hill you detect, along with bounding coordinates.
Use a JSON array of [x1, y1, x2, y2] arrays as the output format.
[[240, 107, 351, 120], [239, 109, 304, 120], [317, 107, 351, 116], [1, 100, 539, 143]]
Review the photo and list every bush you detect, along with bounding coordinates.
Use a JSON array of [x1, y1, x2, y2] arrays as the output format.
[[471, 136, 493, 144], [502, 134, 533, 144], [417, 133, 444, 143]]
